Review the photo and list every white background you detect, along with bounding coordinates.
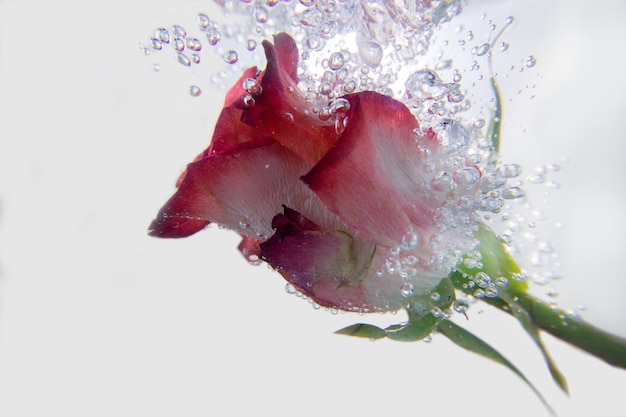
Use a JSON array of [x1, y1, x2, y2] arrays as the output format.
[[1, 0, 625, 416]]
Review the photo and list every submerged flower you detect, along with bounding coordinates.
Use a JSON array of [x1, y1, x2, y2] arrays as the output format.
[[149, 33, 482, 313]]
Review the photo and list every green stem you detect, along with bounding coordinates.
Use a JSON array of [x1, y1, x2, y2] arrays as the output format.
[[505, 293, 626, 369]]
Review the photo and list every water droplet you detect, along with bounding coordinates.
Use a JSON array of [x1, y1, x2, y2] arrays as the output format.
[[430, 292, 441, 302], [189, 85, 202, 97], [525, 55, 537, 68], [400, 282, 414, 297], [500, 42, 509, 51], [505, 16, 514, 24], [196, 13, 211, 30], [152, 63, 160, 72], [484, 285, 499, 298], [328, 52, 345, 70], [285, 283, 297, 294], [247, 39, 257, 51], [453, 299, 469, 313], [527, 174, 545, 184], [358, 41, 383, 67], [171, 25, 186, 38], [186, 37, 202, 51], [475, 43, 490, 56], [452, 71, 462, 82], [223, 50, 239, 64], [191, 54, 201, 64], [176, 52, 191, 66]]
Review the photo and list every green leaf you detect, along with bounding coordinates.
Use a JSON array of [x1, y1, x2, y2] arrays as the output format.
[[335, 323, 387, 340], [508, 302, 569, 395], [437, 319, 556, 416], [386, 314, 439, 342]]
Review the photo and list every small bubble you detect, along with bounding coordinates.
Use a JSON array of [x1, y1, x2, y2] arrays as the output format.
[[285, 283, 297, 294], [206, 29, 221, 45], [430, 292, 441, 302], [150, 38, 163, 50], [453, 299, 469, 313], [196, 13, 211, 30], [452, 71, 462, 82], [431, 306, 443, 318], [176, 52, 191, 66], [358, 41, 383, 67], [475, 43, 490, 56], [243, 78, 262, 95], [502, 186, 525, 199], [400, 283, 414, 297], [500, 42, 509, 51], [343, 80, 356, 93], [472, 119, 485, 128], [525, 55, 537, 68], [138, 43, 151, 56], [173, 38, 185, 51], [496, 163, 522, 178], [247, 39, 257, 51], [223, 50, 239, 64], [242, 94, 255, 107], [495, 277, 509, 287], [154, 28, 170, 43], [186, 37, 202, 51], [189, 85, 202, 97], [152, 63, 160, 72], [505, 16, 514, 24], [171, 25, 187, 38], [329, 98, 350, 115], [253, 5, 269, 23], [191, 54, 201, 64], [328, 52, 345, 70], [474, 272, 492, 288]]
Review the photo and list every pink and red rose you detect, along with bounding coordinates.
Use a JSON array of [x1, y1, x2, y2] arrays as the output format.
[[149, 33, 480, 313]]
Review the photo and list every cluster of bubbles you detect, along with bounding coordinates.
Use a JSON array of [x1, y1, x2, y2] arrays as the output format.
[[141, 0, 559, 317]]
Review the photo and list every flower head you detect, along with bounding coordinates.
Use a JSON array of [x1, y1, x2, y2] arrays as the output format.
[[150, 33, 482, 313]]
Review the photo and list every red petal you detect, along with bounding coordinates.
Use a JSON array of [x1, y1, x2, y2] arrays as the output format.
[[149, 143, 325, 240], [260, 207, 375, 311], [302, 91, 440, 246], [240, 35, 337, 165]]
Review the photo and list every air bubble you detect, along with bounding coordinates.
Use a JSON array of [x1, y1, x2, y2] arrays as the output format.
[[206, 29, 221, 45], [189, 85, 202, 97], [328, 52, 345, 70], [154, 28, 170, 43], [453, 299, 469, 313], [243, 78, 262, 95], [253, 6, 269, 23], [196, 13, 211, 30], [247, 39, 257, 51], [400, 283, 415, 297], [475, 43, 490, 56], [502, 186, 525, 199], [176, 52, 191, 66], [525, 55, 537, 68], [186, 37, 202, 51], [223, 50, 239, 64], [430, 292, 441, 302], [150, 38, 163, 50], [171, 25, 187, 38], [358, 41, 383, 67], [173, 38, 185, 51]]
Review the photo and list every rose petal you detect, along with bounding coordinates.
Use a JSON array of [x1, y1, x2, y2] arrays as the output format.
[[240, 35, 337, 165], [260, 207, 376, 310], [149, 142, 341, 240], [302, 91, 441, 246]]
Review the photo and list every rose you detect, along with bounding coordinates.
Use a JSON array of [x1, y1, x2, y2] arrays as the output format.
[[149, 33, 482, 313]]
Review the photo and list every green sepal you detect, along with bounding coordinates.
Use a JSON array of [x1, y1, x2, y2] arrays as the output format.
[[437, 319, 556, 416], [386, 314, 439, 342], [334, 323, 387, 340]]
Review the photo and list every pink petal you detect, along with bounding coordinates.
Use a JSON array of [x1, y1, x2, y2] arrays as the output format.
[[302, 91, 441, 247]]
